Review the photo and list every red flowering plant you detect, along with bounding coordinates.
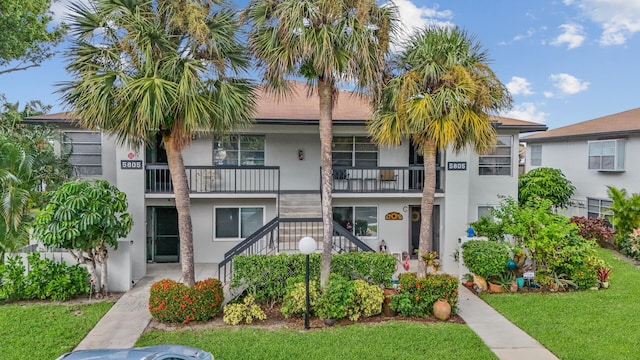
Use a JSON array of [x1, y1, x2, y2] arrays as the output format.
[[149, 278, 224, 323], [390, 272, 458, 318]]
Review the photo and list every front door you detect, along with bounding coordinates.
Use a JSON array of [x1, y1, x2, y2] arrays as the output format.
[[410, 205, 440, 258], [146, 207, 179, 263]]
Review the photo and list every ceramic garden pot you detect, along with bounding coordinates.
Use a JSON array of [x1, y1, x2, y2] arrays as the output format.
[[382, 288, 398, 316], [488, 282, 504, 293], [516, 277, 525, 289], [433, 299, 451, 321]]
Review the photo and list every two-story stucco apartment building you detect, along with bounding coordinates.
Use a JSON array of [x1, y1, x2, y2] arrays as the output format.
[[27, 82, 546, 291], [521, 107, 640, 220]]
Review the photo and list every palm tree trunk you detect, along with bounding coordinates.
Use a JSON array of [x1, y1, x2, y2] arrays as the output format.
[[318, 79, 334, 290], [418, 139, 437, 277], [164, 134, 196, 287]]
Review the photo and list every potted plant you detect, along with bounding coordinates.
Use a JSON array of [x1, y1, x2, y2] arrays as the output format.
[[462, 273, 474, 288], [597, 267, 611, 289], [421, 250, 438, 273]]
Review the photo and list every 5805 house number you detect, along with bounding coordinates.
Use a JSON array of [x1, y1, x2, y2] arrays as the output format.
[[120, 160, 143, 169], [447, 161, 467, 171]]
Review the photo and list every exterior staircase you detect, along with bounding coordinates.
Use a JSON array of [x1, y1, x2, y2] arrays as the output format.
[[279, 192, 322, 218]]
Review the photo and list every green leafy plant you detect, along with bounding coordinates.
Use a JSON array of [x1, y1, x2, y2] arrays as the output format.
[[608, 186, 640, 246], [348, 280, 384, 321], [148, 278, 224, 323], [570, 216, 615, 248], [315, 276, 355, 320], [496, 271, 515, 290], [223, 295, 267, 325], [461, 240, 509, 280], [390, 273, 459, 318], [280, 280, 319, 319], [518, 167, 575, 208]]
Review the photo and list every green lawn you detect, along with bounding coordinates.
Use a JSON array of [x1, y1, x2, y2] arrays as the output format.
[[137, 321, 497, 360], [481, 249, 640, 360], [0, 301, 113, 360]]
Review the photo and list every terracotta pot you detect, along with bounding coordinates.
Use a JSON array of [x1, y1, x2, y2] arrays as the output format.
[[509, 281, 518, 293], [488, 282, 504, 293], [382, 288, 398, 316], [464, 280, 474, 288], [433, 299, 451, 321]]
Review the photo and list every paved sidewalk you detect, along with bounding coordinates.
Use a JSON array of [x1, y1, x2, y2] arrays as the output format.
[[75, 264, 216, 350], [457, 286, 559, 360]]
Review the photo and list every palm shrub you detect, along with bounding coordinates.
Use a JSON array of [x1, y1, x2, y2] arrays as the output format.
[[461, 240, 510, 281], [608, 186, 640, 249]]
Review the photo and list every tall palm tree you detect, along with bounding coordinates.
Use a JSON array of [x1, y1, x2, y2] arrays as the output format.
[[243, 0, 398, 288], [59, 0, 255, 286], [368, 27, 512, 276]]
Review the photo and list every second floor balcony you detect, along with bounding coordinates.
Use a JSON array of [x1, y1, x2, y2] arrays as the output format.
[[331, 166, 443, 193]]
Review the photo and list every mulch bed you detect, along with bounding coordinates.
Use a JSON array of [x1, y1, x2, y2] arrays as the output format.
[[145, 303, 465, 333]]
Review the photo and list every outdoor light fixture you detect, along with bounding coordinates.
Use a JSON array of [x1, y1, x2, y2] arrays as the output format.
[[299, 236, 316, 330]]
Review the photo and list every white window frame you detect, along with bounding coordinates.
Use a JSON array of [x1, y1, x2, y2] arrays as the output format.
[[213, 135, 265, 166], [588, 139, 625, 171], [587, 198, 613, 225], [213, 206, 265, 241], [332, 136, 378, 167], [479, 135, 512, 176], [477, 205, 495, 221], [530, 144, 542, 166], [62, 131, 102, 176], [332, 205, 378, 239]]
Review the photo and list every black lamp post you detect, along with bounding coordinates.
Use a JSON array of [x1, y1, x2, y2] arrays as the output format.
[[299, 236, 316, 330]]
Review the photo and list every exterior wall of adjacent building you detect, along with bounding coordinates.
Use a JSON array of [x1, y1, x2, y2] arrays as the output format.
[[525, 135, 640, 217]]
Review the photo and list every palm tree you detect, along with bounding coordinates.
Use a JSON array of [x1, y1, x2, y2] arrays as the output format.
[[368, 27, 512, 276], [59, 0, 255, 286], [243, 0, 398, 288]]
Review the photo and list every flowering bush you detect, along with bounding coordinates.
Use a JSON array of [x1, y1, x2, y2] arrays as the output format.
[[390, 273, 459, 318], [620, 228, 640, 261], [148, 278, 224, 323]]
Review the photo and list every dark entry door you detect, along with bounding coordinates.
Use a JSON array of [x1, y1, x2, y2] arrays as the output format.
[[410, 205, 440, 258], [409, 144, 424, 190], [147, 207, 179, 263]]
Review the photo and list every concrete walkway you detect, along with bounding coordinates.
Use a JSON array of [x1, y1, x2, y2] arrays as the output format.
[[76, 265, 558, 360], [75, 263, 216, 350], [457, 286, 559, 360]]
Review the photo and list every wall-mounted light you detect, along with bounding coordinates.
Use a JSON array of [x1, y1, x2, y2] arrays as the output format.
[[298, 149, 304, 161]]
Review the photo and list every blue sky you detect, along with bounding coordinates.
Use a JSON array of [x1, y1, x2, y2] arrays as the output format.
[[1, 0, 639, 129]]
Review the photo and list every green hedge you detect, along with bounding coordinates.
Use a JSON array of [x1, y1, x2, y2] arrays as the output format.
[[231, 252, 396, 304], [461, 240, 510, 280]]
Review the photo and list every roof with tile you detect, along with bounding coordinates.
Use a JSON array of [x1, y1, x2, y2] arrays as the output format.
[[521, 107, 640, 143]]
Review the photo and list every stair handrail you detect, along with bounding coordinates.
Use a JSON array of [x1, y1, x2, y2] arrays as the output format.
[[223, 217, 280, 259]]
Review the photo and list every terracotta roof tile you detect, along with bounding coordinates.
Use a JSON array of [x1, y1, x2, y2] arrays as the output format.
[[522, 107, 640, 142]]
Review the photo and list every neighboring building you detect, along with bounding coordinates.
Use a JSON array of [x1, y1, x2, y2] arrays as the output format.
[[27, 82, 546, 291], [521, 107, 640, 220]]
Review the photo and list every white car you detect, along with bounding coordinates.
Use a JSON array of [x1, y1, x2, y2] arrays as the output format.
[[55, 344, 213, 360]]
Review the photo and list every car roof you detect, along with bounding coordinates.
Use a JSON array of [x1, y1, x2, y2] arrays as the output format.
[[57, 345, 212, 360]]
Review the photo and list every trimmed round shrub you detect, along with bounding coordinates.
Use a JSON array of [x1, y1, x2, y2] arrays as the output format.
[[280, 280, 320, 318], [349, 280, 384, 321], [149, 278, 224, 323], [462, 240, 510, 280]]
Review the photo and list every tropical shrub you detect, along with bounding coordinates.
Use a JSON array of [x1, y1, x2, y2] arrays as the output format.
[[314, 276, 355, 320], [570, 216, 615, 248], [0, 253, 89, 301], [148, 278, 223, 323], [390, 273, 459, 317], [223, 295, 267, 325], [518, 167, 575, 208], [280, 279, 320, 319], [608, 186, 640, 246], [461, 240, 509, 280], [620, 228, 640, 261], [232, 252, 395, 304], [348, 280, 383, 321]]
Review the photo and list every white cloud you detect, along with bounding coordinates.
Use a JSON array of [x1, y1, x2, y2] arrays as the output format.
[[543, 91, 554, 98], [390, 0, 454, 45], [549, 73, 590, 95], [565, 0, 640, 46], [50, 0, 91, 24], [501, 103, 548, 124], [506, 76, 534, 96], [551, 23, 585, 49], [513, 28, 536, 42]]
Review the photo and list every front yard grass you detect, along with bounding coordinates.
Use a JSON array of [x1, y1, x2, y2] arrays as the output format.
[[0, 301, 113, 360], [481, 248, 640, 360], [137, 321, 498, 360]]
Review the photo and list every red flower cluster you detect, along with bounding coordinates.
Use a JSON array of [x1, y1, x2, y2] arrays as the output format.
[[148, 278, 224, 323]]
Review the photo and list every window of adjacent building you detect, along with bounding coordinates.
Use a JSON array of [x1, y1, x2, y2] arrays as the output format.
[[477, 206, 494, 220], [530, 144, 542, 166], [333, 206, 377, 237], [214, 207, 264, 239], [587, 198, 613, 225], [332, 136, 378, 167], [588, 139, 625, 171], [62, 131, 102, 176], [213, 135, 265, 166], [479, 135, 512, 176]]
